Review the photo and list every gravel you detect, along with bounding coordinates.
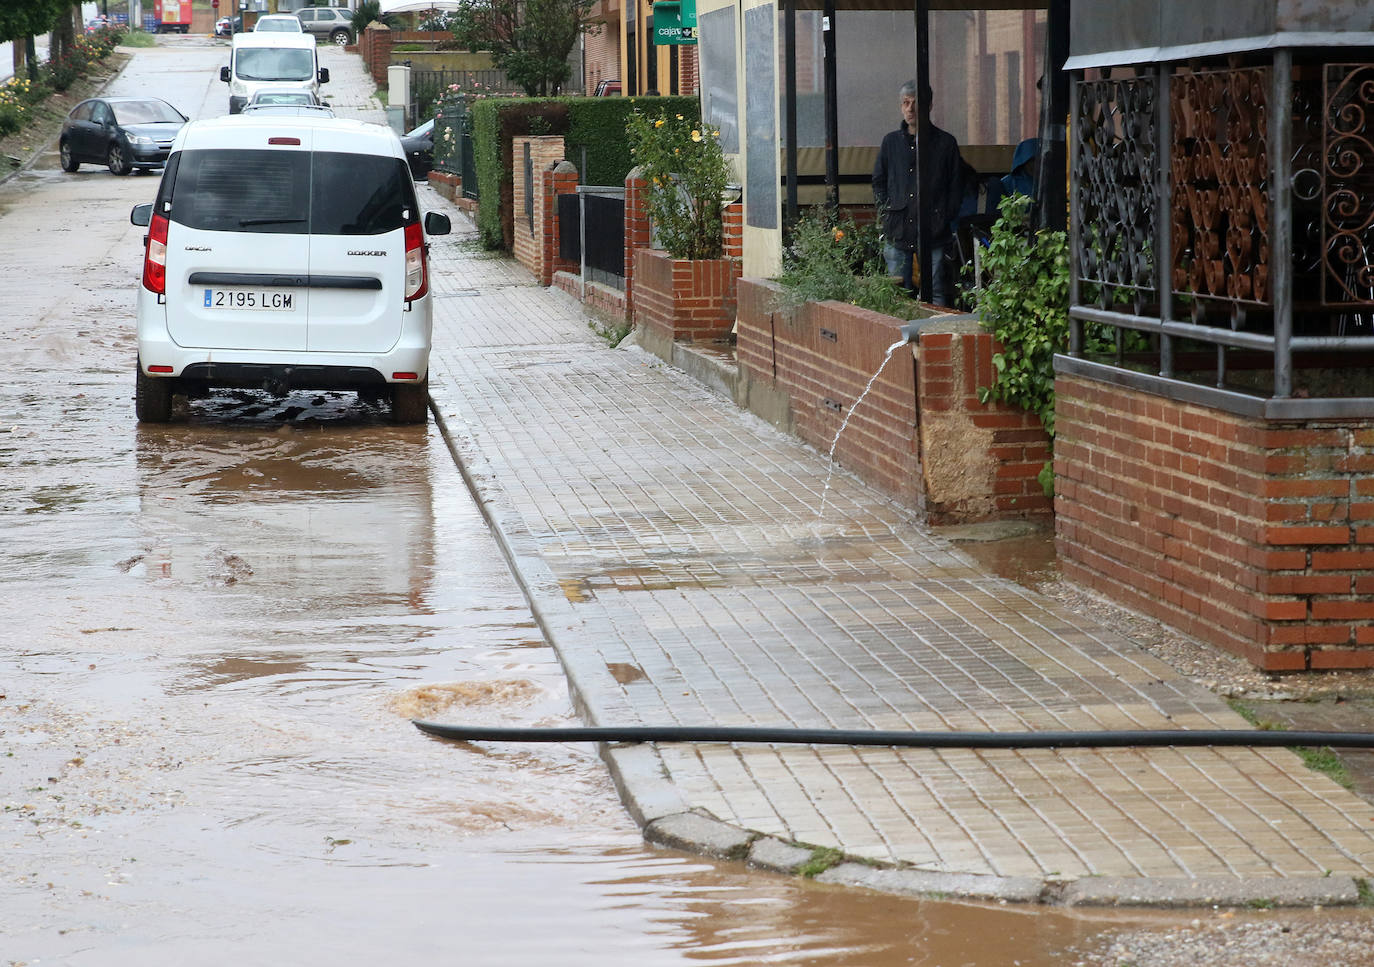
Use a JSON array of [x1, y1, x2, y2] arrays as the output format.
[[1035, 575, 1374, 966], [1071, 912, 1374, 966]]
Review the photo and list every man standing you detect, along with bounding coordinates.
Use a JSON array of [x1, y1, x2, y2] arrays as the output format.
[[872, 80, 964, 305]]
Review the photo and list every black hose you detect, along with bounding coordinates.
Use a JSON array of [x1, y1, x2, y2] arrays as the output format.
[[412, 721, 1374, 750]]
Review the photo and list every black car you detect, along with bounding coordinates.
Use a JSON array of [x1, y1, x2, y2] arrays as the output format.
[[59, 96, 187, 175], [400, 118, 433, 181]]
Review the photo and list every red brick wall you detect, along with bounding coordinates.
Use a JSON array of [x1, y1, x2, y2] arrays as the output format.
[[917, 328, 1052, 520], [736, 278, 1051, 523], [554, 271, 628, 324], [632, 249, 742, 344], [1056, 373, 1374, 670]]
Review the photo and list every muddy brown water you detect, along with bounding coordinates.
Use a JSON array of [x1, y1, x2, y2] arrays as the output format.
[[1, 39, 1354, 966]]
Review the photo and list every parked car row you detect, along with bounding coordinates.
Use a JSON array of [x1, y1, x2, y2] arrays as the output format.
[[215, 7, 354, 44]]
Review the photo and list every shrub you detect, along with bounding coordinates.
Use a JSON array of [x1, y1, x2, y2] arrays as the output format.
[[626, 109, 731, 260], [458, 93, 699, 251], [0, 101, 24, 137], [775, 206, 918, 318], [46, 55, 81, 92]]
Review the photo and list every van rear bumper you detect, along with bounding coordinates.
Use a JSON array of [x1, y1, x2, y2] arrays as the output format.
[[135, 328, 431, 391], [178, 362, 391, 391]]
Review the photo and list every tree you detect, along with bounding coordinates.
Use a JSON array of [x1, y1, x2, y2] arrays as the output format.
[[0, 0, 73, 80], [349, 0, 404, 41], [448, 0, 599, 97]]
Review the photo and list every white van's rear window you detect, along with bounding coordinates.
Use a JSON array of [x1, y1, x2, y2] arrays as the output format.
[[158, 149, 416, 235]]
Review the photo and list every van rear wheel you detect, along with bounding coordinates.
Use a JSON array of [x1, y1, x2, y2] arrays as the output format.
[[390, 381, 428, 424], [135, 364, 174, 423]]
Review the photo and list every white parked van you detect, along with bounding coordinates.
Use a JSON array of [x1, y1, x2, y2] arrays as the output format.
[[129, 114, 452, 424], [221, 32, 328, 115]]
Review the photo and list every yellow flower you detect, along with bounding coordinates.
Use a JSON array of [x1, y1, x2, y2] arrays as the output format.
[[654, 118, 664, 128], [676, 114, 683, 120], [691, 130, 701, 142], [712, 130, 720, 138], [833, 229, 845, 241]]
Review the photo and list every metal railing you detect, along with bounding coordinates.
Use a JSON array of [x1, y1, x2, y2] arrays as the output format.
[[1065, 52, 1374, 419]]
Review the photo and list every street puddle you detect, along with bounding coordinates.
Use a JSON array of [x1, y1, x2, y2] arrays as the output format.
[[607, 662, 648, 684], [391, 680, 546, 719]]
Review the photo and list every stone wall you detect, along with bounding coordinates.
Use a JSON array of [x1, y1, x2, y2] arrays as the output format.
[[1056, 373, 1374, 670]]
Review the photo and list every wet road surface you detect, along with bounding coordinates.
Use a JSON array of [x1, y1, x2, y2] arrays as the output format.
[[0, 37, 1328, 966]]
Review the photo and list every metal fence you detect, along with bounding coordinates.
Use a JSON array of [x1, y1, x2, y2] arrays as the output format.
[[432, 103, 478, 200], [558, 187, 627, 292], [406, 69, 524, 130]]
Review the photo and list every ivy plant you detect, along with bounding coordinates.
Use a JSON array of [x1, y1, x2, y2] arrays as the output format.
[[971, 194, 1071, 496]]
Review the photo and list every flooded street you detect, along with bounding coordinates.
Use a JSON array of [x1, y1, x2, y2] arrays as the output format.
[[0, 38, 1316, 966]]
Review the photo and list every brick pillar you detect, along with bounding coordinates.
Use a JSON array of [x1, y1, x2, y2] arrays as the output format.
[[362, 23, 392, 87], [543, 160, 580, 285], [723, 200, 743, 259], [624, 165, 651, 323]]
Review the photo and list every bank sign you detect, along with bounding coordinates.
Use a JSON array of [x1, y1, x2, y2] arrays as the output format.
[[653, 0, 697, 44]]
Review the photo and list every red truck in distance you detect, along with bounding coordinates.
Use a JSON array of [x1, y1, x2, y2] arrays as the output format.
[[155, 0, 193, 33]]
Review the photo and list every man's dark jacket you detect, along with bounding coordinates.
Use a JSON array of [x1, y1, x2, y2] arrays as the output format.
[[872, 119, 963, 251]]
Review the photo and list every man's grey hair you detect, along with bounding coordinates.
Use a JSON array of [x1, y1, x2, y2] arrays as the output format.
[[899, 79, 933, 107]]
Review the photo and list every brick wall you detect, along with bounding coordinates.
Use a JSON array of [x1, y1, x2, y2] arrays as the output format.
[[1056, 373, 1374, 670], [632, 249, 742, 344], [510, 137, 570, 285], [917, 324, 1052, 521], [736, 278, 1051, 523], [582, 22, 620, 91]]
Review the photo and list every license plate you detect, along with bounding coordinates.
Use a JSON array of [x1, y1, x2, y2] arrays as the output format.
[[203, 289, 297, 311]]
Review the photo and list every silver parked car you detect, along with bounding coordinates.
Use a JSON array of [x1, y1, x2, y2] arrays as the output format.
[[295, 7, 353, 45]]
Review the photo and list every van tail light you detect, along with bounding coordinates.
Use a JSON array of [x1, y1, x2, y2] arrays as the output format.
[[142, 212, 169, 295], [404, 221, 427, 302]]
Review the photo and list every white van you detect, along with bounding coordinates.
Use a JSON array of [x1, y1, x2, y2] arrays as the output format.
[[129, 114, 452, 424], [221, 32, 328, 115]]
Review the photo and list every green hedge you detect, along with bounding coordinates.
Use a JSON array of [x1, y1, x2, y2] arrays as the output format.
[[470, 95, 701, 252], [565, 96, 698, 187]]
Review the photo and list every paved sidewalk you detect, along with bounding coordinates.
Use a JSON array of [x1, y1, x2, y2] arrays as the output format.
[[320, 46, 1374, 906], [413, 207, 1374, 906]]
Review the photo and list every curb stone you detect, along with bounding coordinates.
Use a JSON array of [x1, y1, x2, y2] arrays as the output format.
[[1060, 875, 1363, 908], [816, 863, 1047, 904], [645, 810, 756, 861], [748, 837, 818, 875]]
